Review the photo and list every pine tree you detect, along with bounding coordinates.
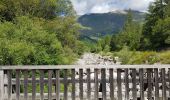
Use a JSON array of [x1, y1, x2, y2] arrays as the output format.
[[110, 9, 142, 50], [140, 0, 167, 50]]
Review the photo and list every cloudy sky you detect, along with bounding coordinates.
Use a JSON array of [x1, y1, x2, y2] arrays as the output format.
[[71, 0, 155, 15]]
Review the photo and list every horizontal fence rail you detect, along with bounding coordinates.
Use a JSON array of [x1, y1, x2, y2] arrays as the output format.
[[0, 65, 170, 100]]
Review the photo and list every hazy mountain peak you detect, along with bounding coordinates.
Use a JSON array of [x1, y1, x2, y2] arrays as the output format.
[[78, 10, 145, 40], [110, 10, 127, 14]]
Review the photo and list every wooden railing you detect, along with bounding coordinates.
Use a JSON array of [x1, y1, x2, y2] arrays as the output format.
[[0, 65, 170, 100]]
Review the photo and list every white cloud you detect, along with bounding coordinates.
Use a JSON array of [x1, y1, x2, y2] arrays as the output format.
[[90, 4, 111, 13], [71, 0, 155, 15]]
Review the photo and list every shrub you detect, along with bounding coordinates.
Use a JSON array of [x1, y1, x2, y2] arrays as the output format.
[[159, 51, 170, 64]]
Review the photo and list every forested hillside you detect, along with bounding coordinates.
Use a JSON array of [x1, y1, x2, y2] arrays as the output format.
[[78, 10, 145, 38], [0, 0, 86, 65]]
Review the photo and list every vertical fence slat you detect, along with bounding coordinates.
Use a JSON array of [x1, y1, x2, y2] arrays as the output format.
[[94, 69, 99, 100], [169, 68, 170, 97], [40, 70, 44, 100], [32, 70, 36, 100], [24, 70, 28, 100], [109, 69, 114, 100], [56, 69, 60, 100], [161, 68, 166, 100], [0, 70, 4, 100], [139, 69, 144, 100], [124, 69, 129, 100], [64, 69, 68, 100], [48, 70, 52, 100], [154, 68, 159, 100], [71, 69, 75, 100], [79, 69, 83, 100], [16, 70, 20, 100], [101, 68, 106, 100], [117, 69, 122, 100], [147, 69, 152, 100], [132, 69, 137, 100], [7, 70, 12, 100], [87, 69, 91, 100]]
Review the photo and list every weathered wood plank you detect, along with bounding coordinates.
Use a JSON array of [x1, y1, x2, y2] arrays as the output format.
[[7, 70, 12, 100], [161, 68, 166, 100], [109, 69, 114, 100], [147, 69, 152, 100], [48, 70, 53, 100], [40, 70, 44, 100], [132, 69, 137, 100], [79, 69, 83, 100], [24, 70, 28, 100], [169, 68, 170, 97], [64, 69, 68, 100], [124, 69, 129, 100], [56, 69, 60, 100], [2, 65, 170, 70], [87, 69, 91, 100], [139, 69, 144, 100], [94, 69, 99, 100], [32, 70, 36, 100], [0, 70, 4, 100], [71, 69, 75, 100], [154, 68, 159, 100], [101, 68, 106, 100], [16, 70, 20, 100], [117, 69, 122, 100], [5, 77, 168, 84]]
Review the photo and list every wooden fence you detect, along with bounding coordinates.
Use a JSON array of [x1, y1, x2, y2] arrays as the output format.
[[0, 65, 170, 100]]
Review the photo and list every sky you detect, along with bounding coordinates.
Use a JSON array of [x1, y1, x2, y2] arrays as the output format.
[[71, 0, 155, 15]]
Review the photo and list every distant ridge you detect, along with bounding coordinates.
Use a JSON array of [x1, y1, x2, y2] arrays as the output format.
[[78, 10, 145, 39]]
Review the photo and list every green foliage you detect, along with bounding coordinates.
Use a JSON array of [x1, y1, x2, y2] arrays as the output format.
[[159, 51, 170, 64], [0, 17, 65, 65], [112, 48, 170, 64], [0, 0, 83, 65], [110, 10, 142, 51], [128, 51, 159, 64], [78, 10, 145, 38], [0, 0, 75, 21], [112, 46, 135, 64], [153, 17, 170, 45], [141, 0, 170, 50], [95, 35, 111, 53]]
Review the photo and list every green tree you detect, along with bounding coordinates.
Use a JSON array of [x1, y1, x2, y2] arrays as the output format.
[[0, 17, 66, 65], [153, 17, 170, 46], [141, 0, 168, 50], [0, 0, 75, 21], [110, 10, 142, 50], [0, 0, 83, 65]]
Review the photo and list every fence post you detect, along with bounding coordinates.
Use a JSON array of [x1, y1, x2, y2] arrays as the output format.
[[0, 69, 4, 100]]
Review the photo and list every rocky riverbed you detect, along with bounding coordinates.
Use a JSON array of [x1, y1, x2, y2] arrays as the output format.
[[75, 53, 121, 65]]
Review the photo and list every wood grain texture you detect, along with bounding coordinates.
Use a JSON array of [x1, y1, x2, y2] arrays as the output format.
[[109, 69, 114, 100], [24, 70, 28, 100], [48, 70, 53, 100], [32, 70, 36, 100], [56, 69, 60, 100], [7, 70, 12, 100], [16, 70, 20, 100], [94, 69, 99, 100], [1, 65, 170, 70], [40, 70, 44, 100]]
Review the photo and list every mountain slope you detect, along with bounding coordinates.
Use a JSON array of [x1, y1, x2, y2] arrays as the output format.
[[78, 10, 145, 38]]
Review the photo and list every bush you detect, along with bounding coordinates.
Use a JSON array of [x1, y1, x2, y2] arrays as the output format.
[[128, 51, 159, 64], [112, 46, 135, 64], [159, 51, 170, 64]]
